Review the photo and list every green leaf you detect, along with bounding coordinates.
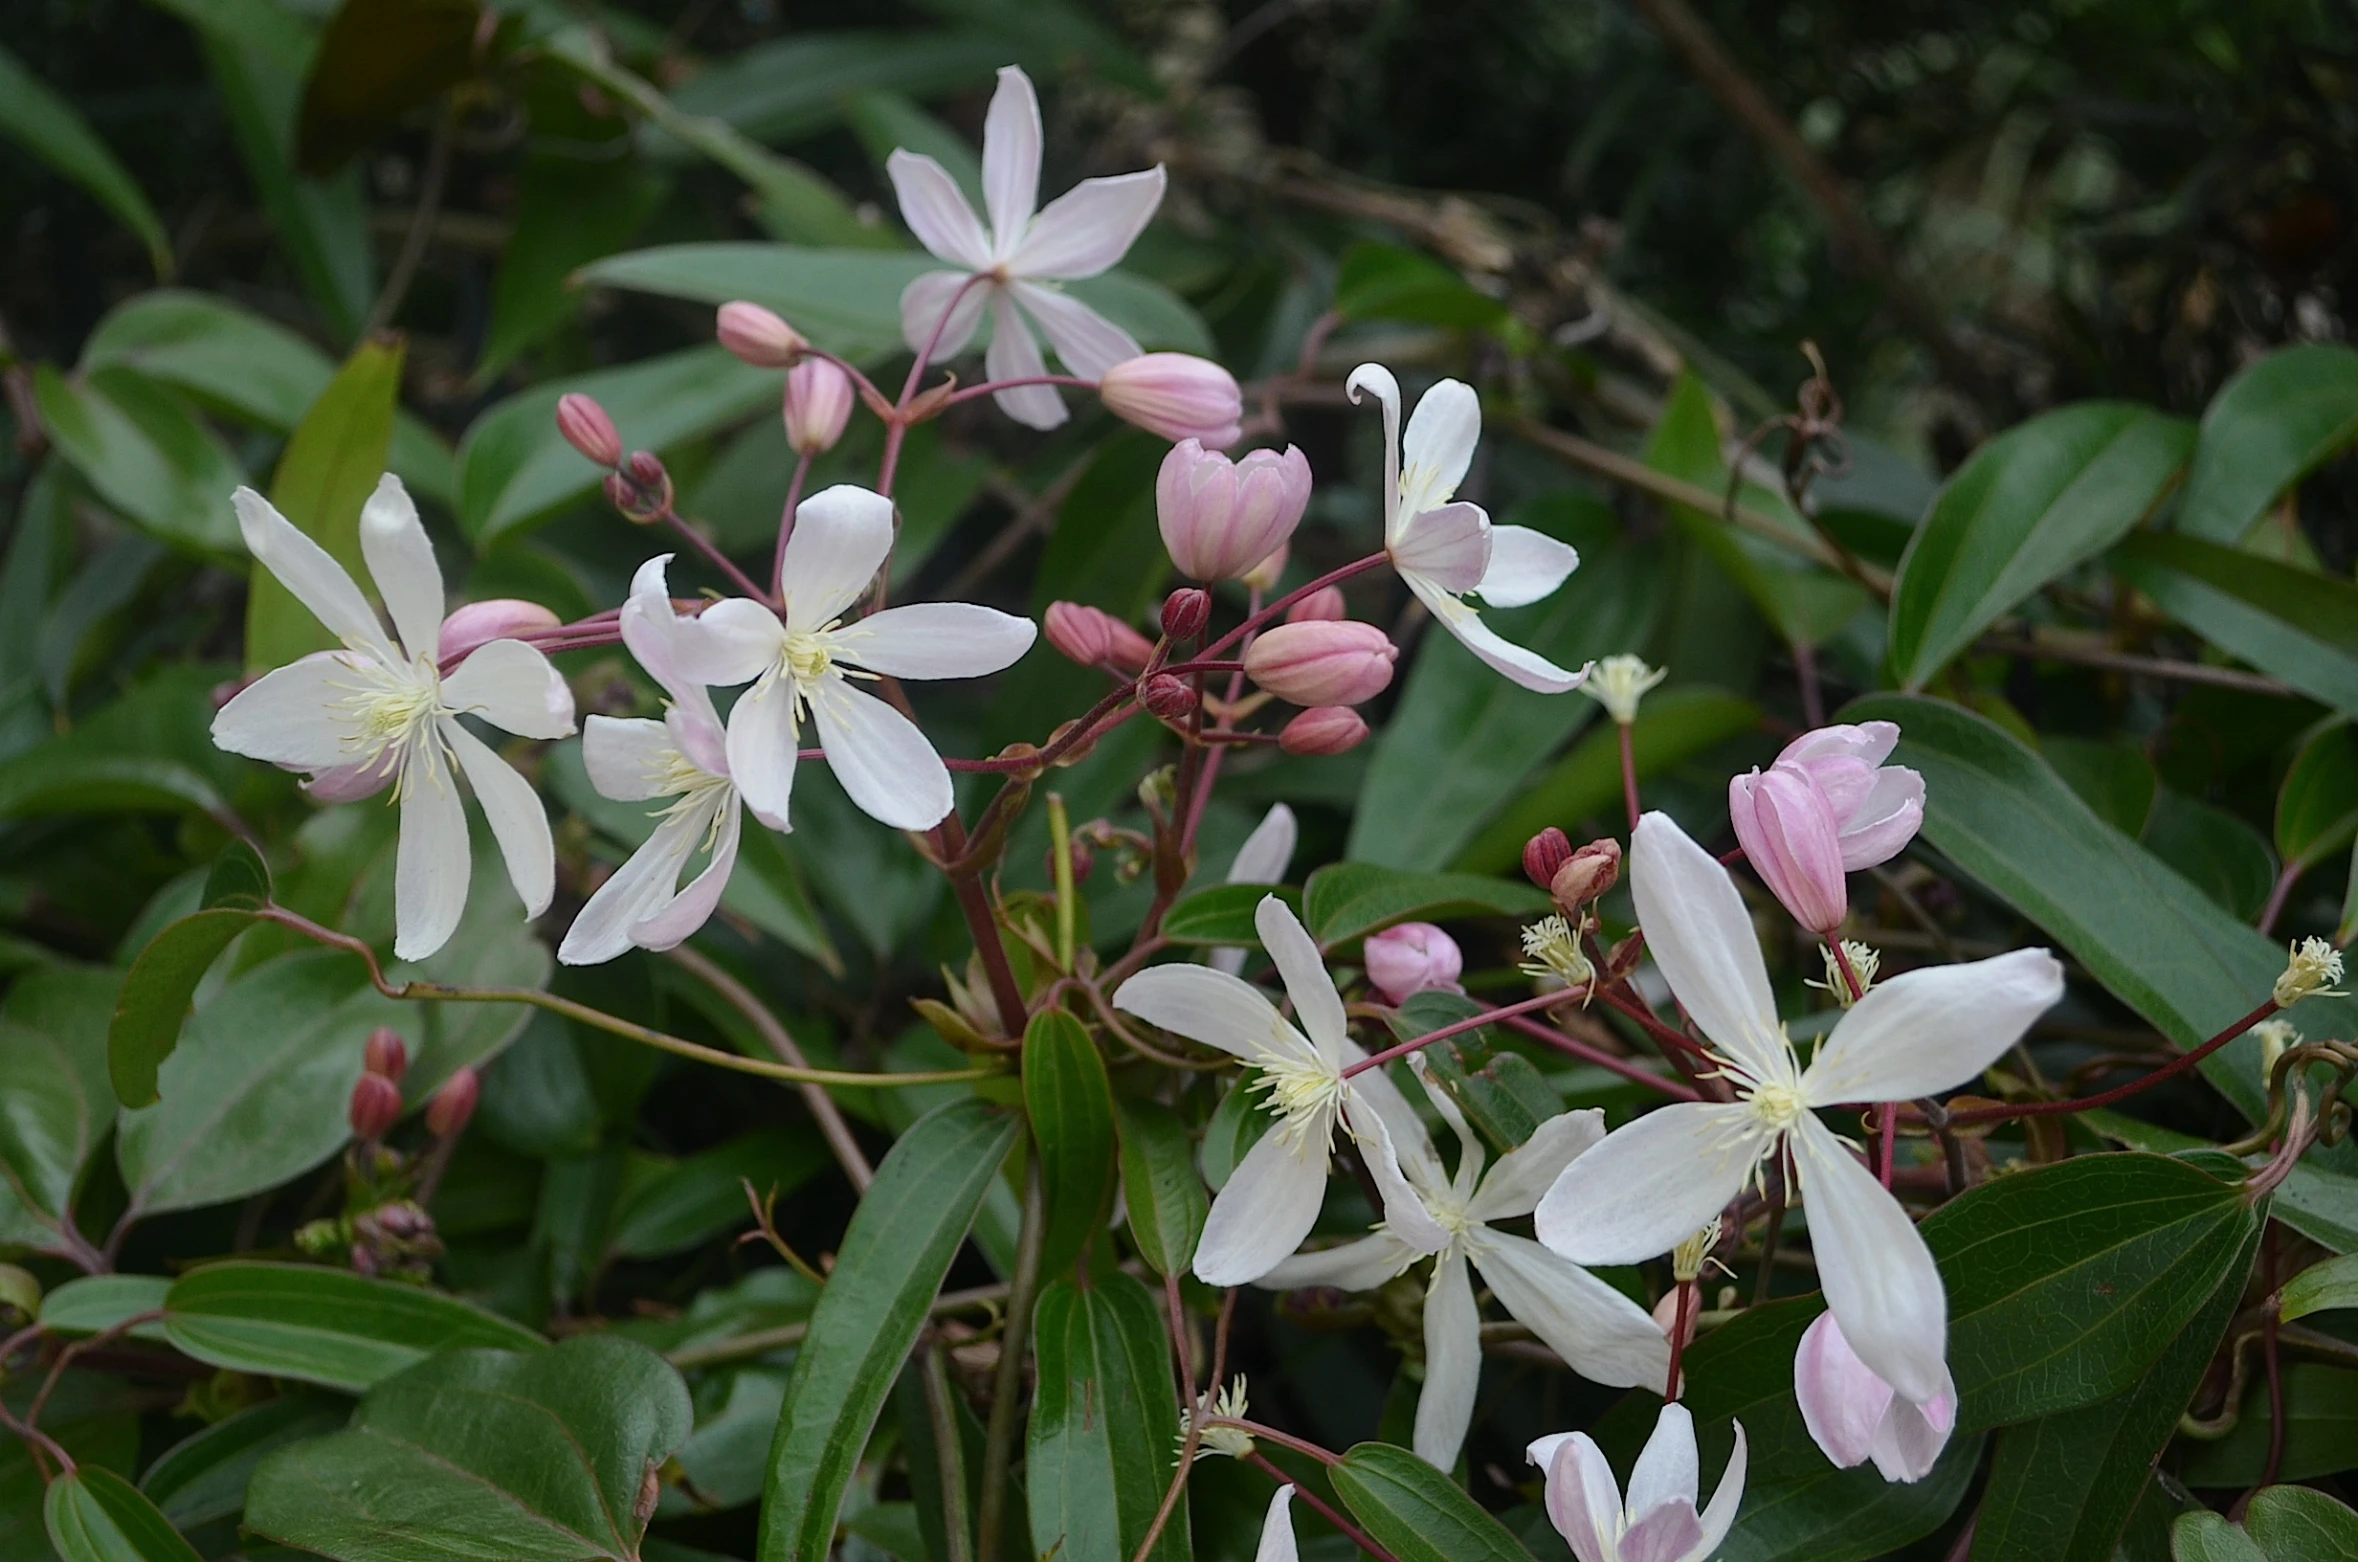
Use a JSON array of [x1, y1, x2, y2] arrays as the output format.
[[140, 1392, 350, 1528], [1024, 1010, 1118, 1280], [1197, 1078, 1269, 1193], [2143, 790, 2276, 922], [2277, 722, 2358, 870], [666, 30, 1008, 146], [2177, 343, 2358, 542], [246, 1335, 692, 1561], [0, 966, 118, 1257], [248, 335, 406, 673], [610, 1130, 831, 1261], [2176, 1513, 2273, 1562], [477, 152, 667, 381], [32, 365, 243, 554], [1889, 403, 2192, 687], [3, 1375, 140, 1561], [1333, 241, 1511, 329], [757, 1099, 1019, 1562], [1388, 993, 1565, 1151], [107, 910, 256, 1108], [1301, 864, 1549, 948], [1116, 1102, 1205, 1278], [2181, 1364, 2358, 1486], [2281, 1252, 2358, 1321], [202, 841, 273, 911], [843, 88, 984, 207], [1160, 883, 1299, 946], [2114, 532, 2358, 720], [44, 1468, 203, 1562], [1921, 1152, 2257, 1428], [40, 1276, 172, 1340], [163, 1260, 545, 1393], [0, 43, 171, 276], [1027, 1272, 1188, 1562], [2044, 735, 2158, 836], [1330, 1442, 1532, 1562], [293, 0, 479, 175], [2246, 1486, 2358, 1560]]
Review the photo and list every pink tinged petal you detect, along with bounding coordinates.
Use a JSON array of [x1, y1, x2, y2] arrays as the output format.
[[1835, 767, 1925, 870], [1802, 948, 2065, 1106], [440, 598, 559, 664], [1629, 1399, 1701, 1518], [1399, 379, 1481, 517], [392, 737, 469, 962], [1343, 1095, 1450, 1254], [807, 678, 953, 831], [1007, 167, 1167, 279], [1390, 501, 1491, 595], [1730, 765, 1848, 934], [582, 715, 677, 803], [899, 270, 989, 361], [1617, 1505, 1705, 1562], [441, 638, 575, 739], [232, 487, 390, 657], [1533, 1101, 1766, 1266], [670, 705, 729, 779], [1413, 1250, 1483, 1470], [1781, 720, 1900, 771], [1404, 577, 1585, 695], [618, 556, 698, 706], [631, 794, 741, 951], [1793, 1310, 1894, 1470], [1870, 1376, 1957, 1484], [558, 805, 705, 966], [1475, 525, 1579, 609], [675, 597, 785, 688], [1695, 1420, 1748, 1558], [444, 720, 555, 920], [1227, 802, 1297, 884], [1790, 753, 1878, 819], [837, 602, 1037, 680], [1259, 1230, 1420, 1291], [1469, 1229, 1671, 1392], [985, 292, 1067, 430], [1544, 1435, 1625, 1562], [303, 754, 397, 803], [980, 65, 1041, 255], [1193, 1117, 1334, 1285], [781, 485, 898, 630], [1791, 1115, 1950, 1404], [1011, 281, 1142, 380], [723, 676, 800, 831], [1469, 1109, 1606, 1222], [359, 475, 444, 662], [1255, 1486, 1299, 1562], [1627, 812, 1787, 1080], [212, 652, 371, 768], [885, 149, 993, 270], [1256, 894, 1346, 1063], [1112, 962, 1308, 1067], [1345, 363, 1405, 533]]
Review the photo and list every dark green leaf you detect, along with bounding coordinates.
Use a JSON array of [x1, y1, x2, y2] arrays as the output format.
[[140, 1392, 350, 1528], [2173, 1513, 2272, 1562], [668, 31, 1003, 145], [107, 910, 255, 1108], [2246, 1486, 2358, 1560], [1198, 1077, 1269, 1193], [0, 966, 118, 1257], [44, 1468, 202, 1562], [1330, 1441, 1532, 1562], [843, 88, 983, 206], [610, 1129, 831, 1261], [1160, 883, 1300, 946], [293, 0, 479, 175], [2280, 1252, 2358, 1321], [1301, 863, 1550, 948], [1024, 1010, 1118, 1279], [2, 1373, 141, 1561], [1334, 242, 1510, 328], [2277, 723, 2358, 870], [1389, 992, 1564, 1151], [2114, 532, 2358, 720], [1116, 1101, 1205, 1278], [0, 42, 171, 276], [758, 1098, 1019, 1562], [164, 1260, 544, 1392], [32, 366, 243, 554], [201, 842, 273, 912], [1027, 1272, 1188, 1562], [477, 153, 667, 381], [40, 1276, 171, 1341], [2044, 734, 2159, 837], [2176, 343, 2358, 542], [2143, 790, 2276, 921], [2180, 1365, 2358, 1486]]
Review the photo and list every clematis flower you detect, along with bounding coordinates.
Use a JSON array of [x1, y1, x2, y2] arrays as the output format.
[[1535, 811, 2063, 1404], [1346, 364, 1585, 693], [1729, 721, 1924, 934], [887, 65, 1165, 430], [1528, 1404, 1746, 1562], [1211, 803, 1297, 977], [1361, 923, 1464, 1005], [561, 557, 747, 965], [212, 478, 574, 961], [676, 485, 1036, 834], [1113, 895, 1447, 1286], [1794, 1310, 1956, 1483], [1262, 1067, 1669, 1470], [1252, 1486, 1298, 1562]]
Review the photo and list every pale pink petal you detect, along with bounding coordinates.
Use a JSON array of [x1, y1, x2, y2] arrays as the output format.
[[558, 806, 705, 966], [1469, 1230, 1670, 1391], [1694, 1419, 1748, 1558], [1619, 1505, 1705, 1562], [1794, 1310, 1893, 1470], [1836, 767, 1925, 870], [672, 597, 784, 689], [441, 639, 574, 740], [1729, 764, 1848, 934], [1803, 948, 2064, 1106], [780, 485, 897, 630], [233, 488, 390, 658], [1112, 963, 1310, 1068], [979, 66, 1041, 255], [631, 793, 741, 951], [582, 715, 677, 803], [885, 149, 992, 270], [1628, 1398, 1701, 1516], [899, 269, 989, 361], [358, 475, 444, 662], [1475, 524, 1578, 609], [985, 292, 1066, 430], [212, 652, 371, 768], [618, 555, 721, 733], [1870, 1376, 1957, 1484], [302, 754, 397, 803], [807, 678, 953, 831], [1468, 1109, 1606, 1222], [1627, 811, 1786, 1081], [1010, 281, 1143, 380], [1259, 1232, 1419, 1291], [1543, 1435, 1624, 1562], [1193, 1117, 1334, 1286], [1533, 1101, 1764, 1266], [1791, 1115, 1949, 1404], [1390, 501, 1491, 595], [1781, 720, 1900, 771], [837, 602, 1037, 681], [392, 735, 468, 962], [444, 720, 554, 920], [723, 675, 800, 831], [1008, 168, 1167, 279], [1413, 1250, 1482, 1470]]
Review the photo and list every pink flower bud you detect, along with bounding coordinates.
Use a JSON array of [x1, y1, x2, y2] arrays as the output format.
[[1155, 439, 1312, 582], [1243, 620, 1397, 707], [348, 1072, 403, 1141], [1045, 602, 1154, 676], [363, 1026, 409, 1084], [1100, 355, 1244, 448], [1161, 588, 1211, 642], [1772, 722, 1927, 871], [1141, 673, 1197, 721], [1280, 706, 1368, 756], [302, 754, 397, 804], [1551, 839, 1621, 915], [1286, 586, 1347, 623], [1794, 1311, 1956, 1484], [784, 357, 854, 456], [1242, 542, 1288, 594], [425, 1067, 479, 1138], [1523, 827, 1574, 890], [1363, 923, 1465, 1005], [439, 599, 560, 663], [1728, 764, 1849, 934], [555, 393, 622, 467], [716, 301, 807, 367]]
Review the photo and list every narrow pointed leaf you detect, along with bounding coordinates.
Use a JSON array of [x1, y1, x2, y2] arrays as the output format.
[[2113, 532, 2358, 720], [1024, 1010, 1118, 1279], [2176, 342, 2358, 541], [162, 1261, 545, 1392], [1027, 1272, 1188, 1562], [1301, 864, 1549, 947], [44, 1468, 203, 1562], [1330, 1442, 1533, 1562], [108, 910, 256, 1108], [2276, 723, 2358, 870], [0, 43, 171, 277], [1116, 1101, 1206, 1278]]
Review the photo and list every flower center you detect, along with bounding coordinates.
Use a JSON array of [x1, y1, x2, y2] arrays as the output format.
[[782, 632, 834, 687], [339, 659, 445, 753], [1251, 1052, 1347, 1148], [1746, 1078, 1807, 1131]]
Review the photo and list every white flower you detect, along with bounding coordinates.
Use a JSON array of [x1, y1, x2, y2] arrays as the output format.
[[1112, 895, 1447, 1286], [1583, 654, 1666, 724], [887, 65, 1166, 430], [1261, 1064, 1669, 1471], [1528, 1403, 1746, 1562], [1534, 811, 2064, 1405], [1253, 1486, 1299, 1562], [1210, 802, 1297, 976], [2275, 937, 2346, 1008], [561, 556, 746, 965], [212, 478, 574, 961], [2251, 1017, 2300, 1080], [678, 485, 1036, 834], [1345, 364, 1585, 693]]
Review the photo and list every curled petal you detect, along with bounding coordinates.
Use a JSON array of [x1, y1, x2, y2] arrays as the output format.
[[1791, 1115, 1949, 1405], [630, 794, 742, 952], [1390, 501, 1490, 595], [1781, 720, 1901, 771], [582, 715, 676, 803], [1254, 1486, 1298, 1562], [1406, 577, 1585, 694], [559, 805, 706, 966], [1794, 1310, 1894, 1471], [1729, 765, 1848, 934], [1872, 1379, 1957, 1484], [1836, 766, 1925, 870], [1542, 1435, 1624, 1562], [1345, 364, 1404, 534]]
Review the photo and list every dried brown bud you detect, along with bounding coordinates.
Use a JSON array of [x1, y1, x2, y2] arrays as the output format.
[[363, 1026, 409, 1084], [1523, 827, 1574, 890], [1550, 838, 1622, 914], [1141, 673, 1196, 721], [1160, 587, 1211, 642]]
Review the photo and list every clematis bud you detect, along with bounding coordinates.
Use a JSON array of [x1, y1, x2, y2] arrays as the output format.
[[1242, 543, 1288, 594], [1286, 586, 1347, 623], [784, 357, 854, 456], [1142, 673, 1196, 721], [1728, 765, 1849, 934], [1100, 354, 1244, 448], [1244, 620, 1397, 707], [1044, 602, 1154, 675], [606, 451, 672, 523], [348, 1072, 403, 1141], [363, 1027, 409, 1084], [1794, 1311, 1956, 1485], [425, 1067, 479, 1137], [1155, 440, 1312, 581], [1363, 923, 1464, 1005], [555, 393, 622, 468], [1522, 827, 1574, 890], [1550, 838, 1621, 916], [716, 301, 807, 367], [1772, 722, 1927, 871], [1279, 706, 1367, 756], [439, 599, 561, 663], [1161, 587, 1211, 642]]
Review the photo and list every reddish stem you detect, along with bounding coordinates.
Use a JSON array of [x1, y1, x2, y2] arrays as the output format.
[[1341, 991, 1571, 1078], [1619, 722, 1641, 832], [1493, 1010, 1702, 1101], [773, 450, 811, 601], [1242, 1452, 1399, 1562], [1199, 554, 1390, 661], [1666, 1280, 1697, 1400], [1935, 998, 2279, 1126]]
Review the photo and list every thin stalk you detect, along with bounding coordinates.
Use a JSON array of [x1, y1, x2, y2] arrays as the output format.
[[1618, 721, 1640, 831], [1666, 1281, 1697, 1400], [1792, 640, 1826, 729], [2258, 862, 2303, 938], [1132, 1276, 1200, 1562], [1937, 998, 2279, 1126], [1048, 793, 1078, 972], [772, 450, 812, 601], [882, 275, 988, 496], [941, 374, 1096, 406], [1198, 554, 1390, 661], [657, 501, 772, 605], [364, 99, 456, 334], [1827, 941, 1892, 1187], [1491, 1010, 1701, 1101], [667, 945, 873, 1191], [665, 1280, 1013, 1370], [2260, 1225, 2288, 1491], [922, 1339, 976, 1562], [977, 1163, 1046, 1562], [1340, 990, 1570, 1078], [932, 810, 1031, 1039]]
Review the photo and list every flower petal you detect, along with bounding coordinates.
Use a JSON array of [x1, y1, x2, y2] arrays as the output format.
[[1345, 364, 1404, 538], [1793, 1310, 1891, 1471], [1628, 811, 1786, 1082], [1468, 1108, 1605, 1222], [807, 679, 953, 831], [1344, 1094, 1451, 1255], [1413, 1250, 1482, 1471], [392, 737, 469, 961], [1228, 803, 1297, 885], [886, 149, 993, 270], [1618, 1504, 1705, 1562], [1259, 1231, 1420, 1291], [1399, 379, 1480, 519], [582, 715, 676, 802], [838, 602, 1037, 680], [1470, 1229, 1670, 1392], [900, 270, 988, 362], [1255, 894, 1346, 1065], [1543, 1435, 1624, 1562], [781, 486, 896, 630], [1391, 501, 1491, 595], [1010, 282, 1144, 380], [1533, 1101, 1764, 1266], [558, 806, 704, 966], [1803, 948, 2064, 1106], [442, 638, 575, 739], [1344, 1044, 1446, 1193], [1836, 766, 1925, 871], [674, 597, 784, 688], [1629, 1396, 1701, 1517], [1008, 168, 1167, 279], [1475, 524, 1578, 609], [233, 487, 389, 658], [619, 555, 723, 735], [1870, 1375, 1957, 1484], [724, 675, 800, 831], [1408, 577, 1585, 694], [359, 475, 444, 662], [444, 721, 554, 920], [1113, 963, 1307, 1066], [1782, 720, 1900, 770], [980, 65, 1040, 255], [1695, 1419, 1748, 1559], [1791, 1114, 1949, 1404], [985, 292, 1067, 430], [212, 652, 370, 768], [631, 793, 741, 951], [1254, 1486, 1297, 1562], [1193, 1118, 1333, 1286]]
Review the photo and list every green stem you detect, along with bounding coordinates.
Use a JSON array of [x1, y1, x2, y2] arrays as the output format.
[[922, 1338, 976, 1562], [977, 1162, 1046, 1562]]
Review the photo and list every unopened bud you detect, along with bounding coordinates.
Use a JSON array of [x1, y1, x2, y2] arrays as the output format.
[[1156, 440, 1311, 581], [1363, 923, 1464, 1005], [1243, 620, 1397, 707], [1161, 588, 1211, 642], [1141, 673, 1196, 722], [1550, 839, 1621, 915], [425, 1067, 479, 1138], [716, 301, 807, 367], [1044, 602, 1154, 676], [784, 357, 854, 455], [1286, 586, 1346, 623], [363, 1026, 409, 1084], [348, 1072, 403, 1141], [555, 393, 622, 467], [1279, 705, 1368, 756], [1522, 827, 1574, 890], [1099, 354, 1243, 448], [439, 599, 561, 663], [606, 452, 672, 523]]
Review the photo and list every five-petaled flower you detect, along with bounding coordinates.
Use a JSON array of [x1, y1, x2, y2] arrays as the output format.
[[211, 477, 575, 961]]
